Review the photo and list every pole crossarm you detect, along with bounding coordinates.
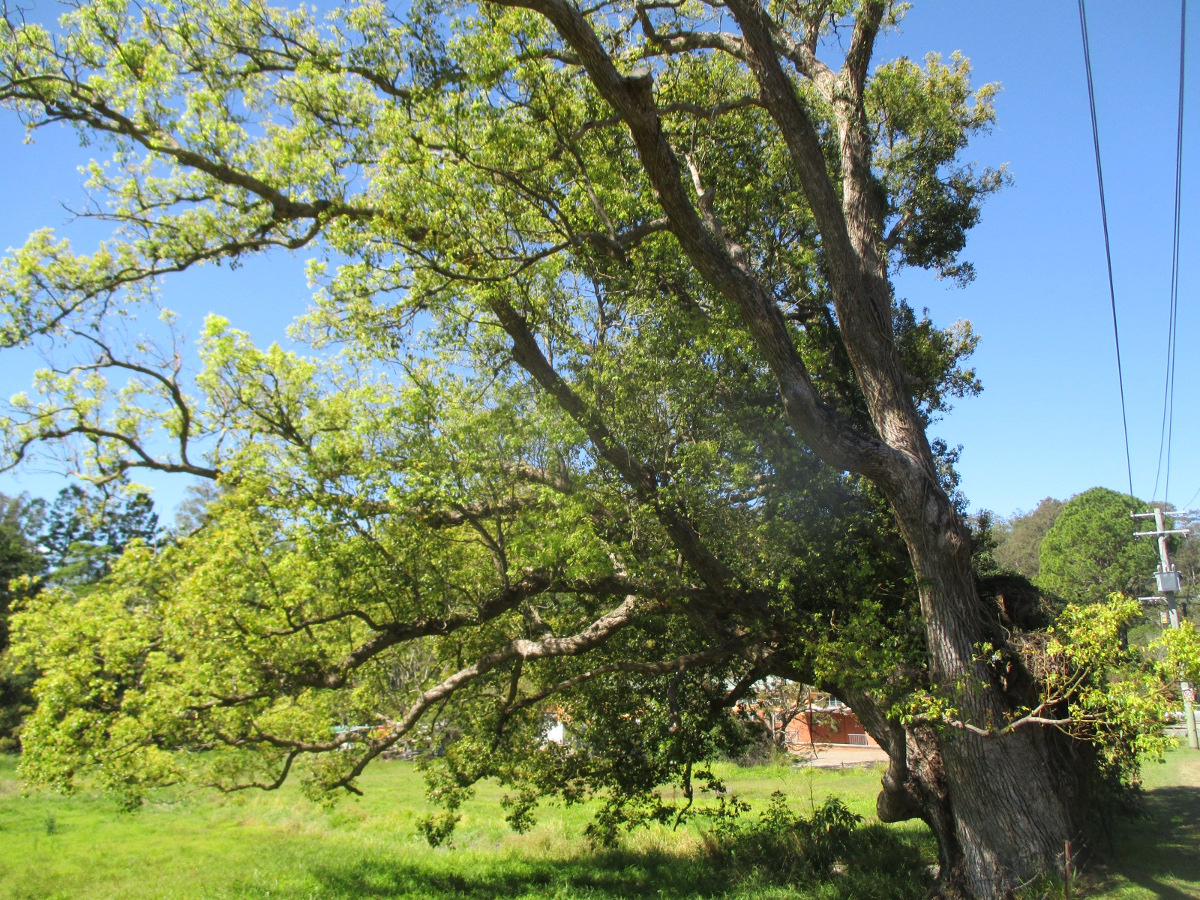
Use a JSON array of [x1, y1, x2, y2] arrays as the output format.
[[1134, 506, 1199, 749]]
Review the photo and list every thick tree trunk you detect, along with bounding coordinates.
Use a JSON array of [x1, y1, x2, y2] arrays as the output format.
[[850, 680, 1083, 898], [843, 493, 1085, 897], [824, 62, 1086, 892], [941, 733, 1077, 896], [895, 493, 1082, 896], [716, 28, 1091, 888]]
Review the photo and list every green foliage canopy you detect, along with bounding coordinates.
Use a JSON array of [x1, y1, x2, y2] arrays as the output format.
[[1038, 488, 1160, 608], [0, 0, 993, 811]]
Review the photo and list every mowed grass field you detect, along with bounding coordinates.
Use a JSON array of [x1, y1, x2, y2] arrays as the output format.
[[0, 747, 1196, 899], [1085, 746, 1200, 899]]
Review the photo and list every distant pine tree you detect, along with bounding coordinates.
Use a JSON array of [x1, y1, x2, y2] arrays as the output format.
[[0, 493, 48, 749], [103, 491, 160, 558], [41, 484, 160, 586]]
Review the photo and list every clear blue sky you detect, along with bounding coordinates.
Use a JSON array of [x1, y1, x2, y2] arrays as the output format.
[[0, 0, 1196, 521], [885, 1, 1199, 517]]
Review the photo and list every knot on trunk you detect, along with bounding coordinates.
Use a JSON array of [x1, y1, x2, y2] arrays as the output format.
[[876, 773, 922, 823]]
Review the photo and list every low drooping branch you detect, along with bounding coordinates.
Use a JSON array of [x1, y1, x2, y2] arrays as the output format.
[[503, 637, 752, 715], [211, 747, 301, 794], [210, 593, 656, 793], [257, 572, 641, 692]]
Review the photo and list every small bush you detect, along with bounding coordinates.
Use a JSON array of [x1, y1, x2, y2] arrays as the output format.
[[416, 811, 459, 847], [730, 730, 777, 767], [701, 793, 929, 897]]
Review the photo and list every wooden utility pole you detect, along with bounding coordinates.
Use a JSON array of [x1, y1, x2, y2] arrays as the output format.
[[1134, 507, 1199, 750]]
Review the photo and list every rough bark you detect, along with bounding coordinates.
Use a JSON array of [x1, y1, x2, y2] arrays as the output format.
[[836, 687, 964, 892], [845, 679, 1082, 898]]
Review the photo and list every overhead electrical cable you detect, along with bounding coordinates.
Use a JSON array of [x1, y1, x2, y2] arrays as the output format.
[[1077, 0, 1136, 505], [1183, 481, 1200, 514], [1152, 0, 1187, 504]]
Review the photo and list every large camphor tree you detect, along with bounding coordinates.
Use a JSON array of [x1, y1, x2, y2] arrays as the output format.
[[0, 1, 1162, 896]]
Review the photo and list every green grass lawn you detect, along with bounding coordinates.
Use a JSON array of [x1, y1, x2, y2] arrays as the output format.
[[0, 756, 927, 900], [0, 748, 1195, 899], [1079, 747, 1200, 900]]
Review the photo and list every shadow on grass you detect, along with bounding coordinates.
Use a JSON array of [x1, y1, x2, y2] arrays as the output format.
[[302, 828, 933, 900], [1089, 785, 1200, 899], [308, 849, 713, 899]]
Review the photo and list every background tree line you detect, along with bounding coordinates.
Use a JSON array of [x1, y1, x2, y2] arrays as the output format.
[[989, 487, 1198, 614], [0, 484, 160, 749]]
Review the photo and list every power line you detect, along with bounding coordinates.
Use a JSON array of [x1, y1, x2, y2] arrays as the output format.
[[1153, 0, 1188, 505], [1077, 0, 1136, 505]]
